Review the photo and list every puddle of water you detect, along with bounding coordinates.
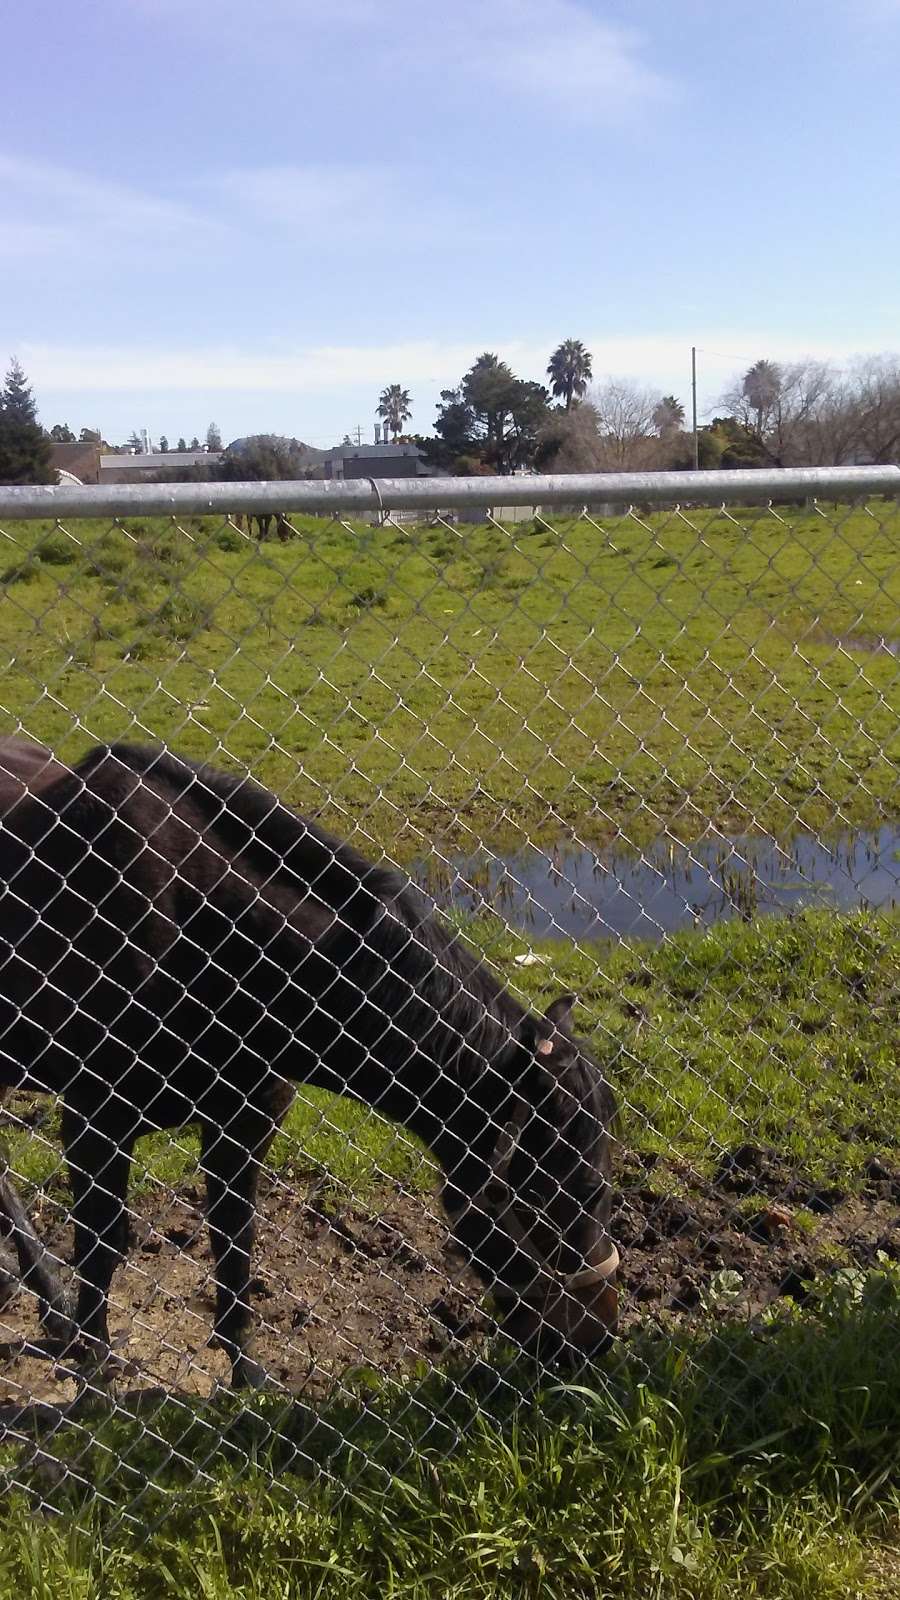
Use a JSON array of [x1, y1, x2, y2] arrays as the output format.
[[828, 635, 900, 658], [415, 826, 900, 943]]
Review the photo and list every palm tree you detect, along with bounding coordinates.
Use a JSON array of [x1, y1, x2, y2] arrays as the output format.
[[742, 360, 782, 434], [547, 339, 593, 410], [377, 385, 412, 442], [652, 395, 686, 437]]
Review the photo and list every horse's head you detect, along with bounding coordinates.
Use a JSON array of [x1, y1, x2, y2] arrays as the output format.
[[445, 994, 618, 1362]]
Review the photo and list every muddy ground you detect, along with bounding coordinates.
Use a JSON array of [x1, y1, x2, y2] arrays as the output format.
[[0, 1148, 897, 1413]]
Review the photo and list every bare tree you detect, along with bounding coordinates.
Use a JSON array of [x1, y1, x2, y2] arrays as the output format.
[[544, 350, 900, 474], [845, 355, 900, 464], [536, 401, 603, 472], [591, 381, 665, 470]]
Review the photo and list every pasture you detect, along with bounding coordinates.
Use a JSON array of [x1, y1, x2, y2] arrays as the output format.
[[0, 501, 896, 849], [0, 499, 897, 1595]]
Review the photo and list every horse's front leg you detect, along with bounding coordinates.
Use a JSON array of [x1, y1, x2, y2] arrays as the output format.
[[200, 1086, 291, 1390], [62, 1103, 135, 1373]]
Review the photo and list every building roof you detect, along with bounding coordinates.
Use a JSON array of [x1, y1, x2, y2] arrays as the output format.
[[324, 442, 423, 462], [98, 450, 220, 471]]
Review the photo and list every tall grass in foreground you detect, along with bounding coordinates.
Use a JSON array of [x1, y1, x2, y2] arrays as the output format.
[[0, 1264, 898, 1598]]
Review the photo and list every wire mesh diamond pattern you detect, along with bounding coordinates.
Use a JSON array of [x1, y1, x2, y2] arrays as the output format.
[[0, 474, 896, 1527]]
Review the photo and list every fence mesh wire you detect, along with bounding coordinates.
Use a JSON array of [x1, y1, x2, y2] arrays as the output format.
[[0, 475, 896, 1528]]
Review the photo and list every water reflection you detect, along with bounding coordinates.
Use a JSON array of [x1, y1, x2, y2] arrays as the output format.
[[832, 636, 900, 658], [414, 826, 900, 943]]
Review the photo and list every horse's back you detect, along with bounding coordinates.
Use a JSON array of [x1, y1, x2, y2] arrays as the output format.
[[0, 737, 70, 817]]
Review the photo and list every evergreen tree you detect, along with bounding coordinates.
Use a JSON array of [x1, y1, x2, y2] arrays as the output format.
[[0, 358, 53, 484], [50, 423, 76, 443], [177, 437, 187, 452], [206, 422, 222, 451]]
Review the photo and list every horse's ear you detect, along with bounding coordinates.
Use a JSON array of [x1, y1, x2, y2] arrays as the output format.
[[545, 994, 577, 1034], [525, 993, 578, 1063]]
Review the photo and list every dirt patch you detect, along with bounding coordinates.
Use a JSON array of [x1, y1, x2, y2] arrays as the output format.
[[610, 1147, 899, 1331], [0, 1148, 897, 1412], [0, 1175, 485, 1408]]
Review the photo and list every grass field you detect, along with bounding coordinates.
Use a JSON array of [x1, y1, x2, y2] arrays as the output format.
[[0, 500, 896, 852], [1, 1259, 898, 1598], [1, 906, 896, 1598], [0, 498, 897, 1596]]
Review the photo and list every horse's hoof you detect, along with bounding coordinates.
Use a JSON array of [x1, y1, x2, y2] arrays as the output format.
[[231, 1355, 275, 1392], [40, 1299, 77, 1345]]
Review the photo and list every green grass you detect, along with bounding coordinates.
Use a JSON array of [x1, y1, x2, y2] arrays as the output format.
[[1, 1083, 436, 1203], [3, 908, 896, 1205], [0, 1262, 898, 1598], [473, 904, 900, 1187], [0, 501, 896, 852]]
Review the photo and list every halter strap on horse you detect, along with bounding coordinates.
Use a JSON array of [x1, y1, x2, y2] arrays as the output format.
[[445, 1107, 620, 1303]]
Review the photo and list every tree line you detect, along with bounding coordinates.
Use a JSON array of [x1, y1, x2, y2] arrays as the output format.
[[411, 345, 900, 475], [4, 345, 900, 486], [0, 362, 227, 485]]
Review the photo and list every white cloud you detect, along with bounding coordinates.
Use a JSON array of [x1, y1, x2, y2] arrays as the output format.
[[18, 331, 877, 406], [0, 152, 221, 260], [0, 150, 481, 266], [18, 339, 483, 393], [130, 0, 670, 121], [441, 0, 669, 118], [211, 164, 477, 247], [19, 329, 896, 445]]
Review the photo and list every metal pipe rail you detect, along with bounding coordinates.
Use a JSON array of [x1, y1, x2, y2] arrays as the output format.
[[0, 465, 898, 521]]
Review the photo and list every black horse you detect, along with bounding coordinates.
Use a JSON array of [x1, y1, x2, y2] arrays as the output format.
[[0, 739, 618, 1386]]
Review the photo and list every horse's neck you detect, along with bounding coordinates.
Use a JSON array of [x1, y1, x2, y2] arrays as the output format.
[[357, 1018, 521, 1180]]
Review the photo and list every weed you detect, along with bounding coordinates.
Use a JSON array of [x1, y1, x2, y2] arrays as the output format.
[[347, 586, 388, 612]]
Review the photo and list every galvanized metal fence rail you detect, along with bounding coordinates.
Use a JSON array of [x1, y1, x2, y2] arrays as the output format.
[[0, 466, 896, 1527]]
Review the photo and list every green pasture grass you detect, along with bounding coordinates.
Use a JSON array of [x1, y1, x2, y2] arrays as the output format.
[[0, 1084, 436, 1203], [0, 1261, 898, 1598], [3, 908, 896, 1210], [0, 501, 896, 853], [473, 904, 900, 1186]]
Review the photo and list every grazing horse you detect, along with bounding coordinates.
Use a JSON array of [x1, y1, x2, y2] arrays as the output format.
[[0, 740, 618, 1386]]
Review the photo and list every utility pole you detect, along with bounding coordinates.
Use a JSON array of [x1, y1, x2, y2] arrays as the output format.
[[691, 347, 699, 470], [354, 424, 363, 447]]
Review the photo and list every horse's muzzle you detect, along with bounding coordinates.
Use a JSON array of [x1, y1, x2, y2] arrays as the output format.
[[494, 1244, 620, 1361]]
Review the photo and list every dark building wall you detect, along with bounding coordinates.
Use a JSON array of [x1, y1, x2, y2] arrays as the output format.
[[339, 452, 421, 479], [324, 444, 425, 480]]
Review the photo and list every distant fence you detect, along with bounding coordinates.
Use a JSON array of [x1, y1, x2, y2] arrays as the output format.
[[0, 465, 896, 1529]]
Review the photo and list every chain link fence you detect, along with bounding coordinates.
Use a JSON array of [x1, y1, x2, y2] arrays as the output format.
[[0, 466, 896, 1531]]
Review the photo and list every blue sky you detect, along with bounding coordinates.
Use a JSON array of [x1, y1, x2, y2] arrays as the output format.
[[2, 0, 899, 447]]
